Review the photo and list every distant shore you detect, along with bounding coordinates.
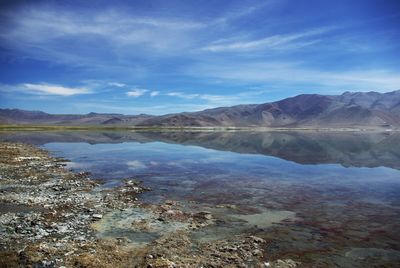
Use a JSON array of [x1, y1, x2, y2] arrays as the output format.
[[0, 124, 397, 132]]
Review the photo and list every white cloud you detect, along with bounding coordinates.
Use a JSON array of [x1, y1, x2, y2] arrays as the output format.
[[150, 91, 160, 97], [0, 6, 207, 68], [126, 88, 148, 97], [108, 82, 126, 87], [166, 92, 199, 99], [76, 102, 218, 115], [22, 83, 91, 96], [203, 27, 331, 52], [198, 94, 233, 102], [166, 92, 181, 97], [187, 61, 400, 91], [214, 1, 275, 25], [165, 91, 251, 106]]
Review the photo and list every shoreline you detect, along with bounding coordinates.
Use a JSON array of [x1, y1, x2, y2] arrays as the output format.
[[0, 141, 297, 267], [0, 124, 398, 133], [0, 142, 149, 267]]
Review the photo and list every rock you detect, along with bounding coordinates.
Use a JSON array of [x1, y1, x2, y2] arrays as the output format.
[[252, 249, 262, 256], [86, 208, 95, 213], [224, 246, 238, 252], [92, 214, 103, 220], [164, 200, 176, 206], [164, 209, 184, 219], [75, 236, 86, 241], [194, 211, 213, 220], [57, 225, 69, 233], [149, 257, 176, 268], [270, 259, 300, 268], [37, 228, 49, 236], [250, 235, 266, 243], [41, 260, 55, 266]]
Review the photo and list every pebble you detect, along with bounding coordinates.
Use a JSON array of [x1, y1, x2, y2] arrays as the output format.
[[92, 214, 103, 220]]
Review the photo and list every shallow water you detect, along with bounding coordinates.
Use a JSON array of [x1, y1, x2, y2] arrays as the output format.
[[1, 130, 400, 266]]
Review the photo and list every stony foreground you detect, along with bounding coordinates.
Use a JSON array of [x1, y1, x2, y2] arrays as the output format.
[[0, 142, 299, 267]]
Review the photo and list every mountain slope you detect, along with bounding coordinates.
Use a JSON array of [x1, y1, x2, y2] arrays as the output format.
[[137, 90, 400, 128], [0, 109, 154, 126], [1, 89, 399, 128]]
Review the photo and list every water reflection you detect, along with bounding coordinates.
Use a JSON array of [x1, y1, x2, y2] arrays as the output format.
[[1, 130, 400, 169]]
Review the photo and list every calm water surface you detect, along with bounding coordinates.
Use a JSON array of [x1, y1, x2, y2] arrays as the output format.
[[1, 130, 400, 266]]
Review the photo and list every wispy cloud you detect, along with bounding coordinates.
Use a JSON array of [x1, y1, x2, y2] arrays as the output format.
[[214, 1, 277, 25], [126, 88, 148, 97], [108, 82, 126, 87], [0, 6, 207, 68], [150, 91, 160, 97], [74, 102, 217, 115], [203, 27, 331, 52], [21, 83, 91, 96], [166, 92, 199, 99], [165, 90, 267, 106], [187, 61, 400, 91]]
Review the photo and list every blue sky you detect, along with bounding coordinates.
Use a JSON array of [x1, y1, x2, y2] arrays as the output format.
[[0, 0, 399, 114]]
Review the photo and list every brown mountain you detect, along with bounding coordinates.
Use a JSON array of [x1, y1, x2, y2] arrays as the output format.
[[0, 110, 154, 126], [1, 89, 399, 128], [137, 90, 400, 128]]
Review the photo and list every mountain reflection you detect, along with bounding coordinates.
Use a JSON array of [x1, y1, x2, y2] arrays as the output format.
[[1, 130, 400, 170]]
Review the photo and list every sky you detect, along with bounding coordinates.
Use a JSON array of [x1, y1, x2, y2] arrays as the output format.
[[0, 0, 399, 115]]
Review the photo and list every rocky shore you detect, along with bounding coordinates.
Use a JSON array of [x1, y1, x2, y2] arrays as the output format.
[[0, 142, 299, 267]]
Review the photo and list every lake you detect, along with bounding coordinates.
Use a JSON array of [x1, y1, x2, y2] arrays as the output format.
[[1, 130, 400, 266]]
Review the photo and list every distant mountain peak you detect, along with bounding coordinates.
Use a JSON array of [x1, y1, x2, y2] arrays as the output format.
[[1, 89, 399, 128]]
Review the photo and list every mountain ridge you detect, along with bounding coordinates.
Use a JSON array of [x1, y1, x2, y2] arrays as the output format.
[[1, 89, 400, 128]]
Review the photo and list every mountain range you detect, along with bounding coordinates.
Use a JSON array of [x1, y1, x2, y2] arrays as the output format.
[[1, 90, 400, 128]]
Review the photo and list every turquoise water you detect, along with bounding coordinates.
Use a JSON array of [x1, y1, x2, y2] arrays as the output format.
[[2, 130, 400, 266]]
